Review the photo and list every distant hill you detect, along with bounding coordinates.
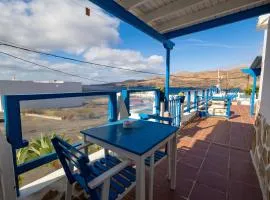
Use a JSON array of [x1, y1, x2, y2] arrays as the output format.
[[84, 67, 255, 91]]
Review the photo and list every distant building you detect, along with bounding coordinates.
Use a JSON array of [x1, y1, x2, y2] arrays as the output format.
[[0, 80, 83, 112]]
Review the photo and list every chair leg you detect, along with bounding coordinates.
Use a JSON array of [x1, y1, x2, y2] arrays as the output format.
[[101, 178, 110, 200], [66, 162, 74, 200], [83, 134, 89, 155], [65, 179, 72, 200], [149, 154, 154, 200], [167, 141, 171, 181], [104, 149, 109, 156]]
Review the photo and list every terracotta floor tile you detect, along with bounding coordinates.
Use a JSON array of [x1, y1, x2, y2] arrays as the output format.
[[177, 137, 193, 149], [155, 178, 194, 199], [176, 163, 199, 181], [190, 183, 226, 200], [189, 140, 210, 150], [208, 144, 229, 159], [179, 154, 204, 168], [229, 165, 259, 186], [213, 132, 230, 145], [228, 181, 263, 200], [202, 157, 229, 176], [230, 148, 252, 163], [197, 171, 228, 193]]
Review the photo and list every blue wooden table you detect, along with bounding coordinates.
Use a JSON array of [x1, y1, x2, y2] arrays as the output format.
[[81, 119, 178, 200]]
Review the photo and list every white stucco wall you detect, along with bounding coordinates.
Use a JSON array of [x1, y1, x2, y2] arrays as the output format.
[[0, 80, 83, 112], [258, 19, 270, 124]]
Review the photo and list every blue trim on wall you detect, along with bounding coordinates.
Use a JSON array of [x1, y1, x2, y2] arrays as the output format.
[[164, 3, 270, 39], [241, 68, 261, 115], [88, 0, 174, 48]]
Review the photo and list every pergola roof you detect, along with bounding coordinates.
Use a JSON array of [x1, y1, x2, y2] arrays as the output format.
[[250, 56, 262, 70], [91, 0, 270, 46], [117, 0, 269, 33]]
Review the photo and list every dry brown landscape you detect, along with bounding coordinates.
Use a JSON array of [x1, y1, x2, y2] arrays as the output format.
[[114, 66, 255, 90]]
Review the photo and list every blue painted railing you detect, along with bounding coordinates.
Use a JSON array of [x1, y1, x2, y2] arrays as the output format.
[[121, 88, 161, 115], [2, 86, 219, 195], [2, 91, 118, 196], [209, 96, 233, 119], [169, 96, 182, 126], [168, 86, 216, 126]]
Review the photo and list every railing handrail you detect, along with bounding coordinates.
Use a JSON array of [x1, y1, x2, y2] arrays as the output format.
[[2, 91, 116, 101]]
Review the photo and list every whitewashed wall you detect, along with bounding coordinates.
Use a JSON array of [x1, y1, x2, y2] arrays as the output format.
[[0, 80, 83, 112], [259, 22, 270, 124]]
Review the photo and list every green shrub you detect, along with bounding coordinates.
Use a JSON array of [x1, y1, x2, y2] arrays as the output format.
[[244, 86, 259, 96], [16, 133, 70, 186]]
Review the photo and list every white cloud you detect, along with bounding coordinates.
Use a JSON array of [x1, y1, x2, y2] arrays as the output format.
[[84, 47, 164, 73], [0, 0, 164, 84], [0, 45, 164, 84], [0, 0, 120, 54]]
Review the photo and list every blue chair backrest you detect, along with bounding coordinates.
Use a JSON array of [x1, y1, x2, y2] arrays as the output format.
[[51, 136, 91, 184], [139, 113, 172, 125]]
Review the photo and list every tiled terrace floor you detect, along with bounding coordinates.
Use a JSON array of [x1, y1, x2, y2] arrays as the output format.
[[25, 105, 261, 200], [125, 105, 261, 200]]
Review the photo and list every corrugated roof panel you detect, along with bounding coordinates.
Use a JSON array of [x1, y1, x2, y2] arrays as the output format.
[[115, 0, 270, 35], [155, 0, 269, 33]]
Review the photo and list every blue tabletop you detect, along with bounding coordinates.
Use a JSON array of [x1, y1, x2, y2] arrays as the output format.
[[80, 120, 178, 156]]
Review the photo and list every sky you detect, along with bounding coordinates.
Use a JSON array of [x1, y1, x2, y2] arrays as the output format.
[[0, 0, 265, 84]]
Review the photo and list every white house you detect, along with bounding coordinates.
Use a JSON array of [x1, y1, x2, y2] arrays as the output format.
[[251, 14, 270, 200], [0, 80, 83, 111]]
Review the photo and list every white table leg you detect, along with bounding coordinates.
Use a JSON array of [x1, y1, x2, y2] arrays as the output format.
[[136, 157, 145, 200], [170, 134, 177, 190], [149, 154, 154, 200], [167, 141, 171, 180]]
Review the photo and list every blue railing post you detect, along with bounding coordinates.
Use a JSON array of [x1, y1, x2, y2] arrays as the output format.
[[226, 97, 232, 119], [154, 90, 161, 115], [187, 91, 191, 112], [193, 90, 197, 110], [164, 44, 173, 111], [202, 89, 205, 101], [210, 87, 213, 98], [121, 89, 130, 115], [178, 99, 182, 126], [2, 96, 28, 149], [205, 89, 209, 112], [108, 93, 118, 122], [3, 96, 28, 196]]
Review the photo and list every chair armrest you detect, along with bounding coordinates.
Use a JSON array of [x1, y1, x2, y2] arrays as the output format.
[[76, 142, 93, 151], [88, 160, 131, 189]]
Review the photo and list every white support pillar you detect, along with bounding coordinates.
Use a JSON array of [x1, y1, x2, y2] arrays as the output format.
[[258, 17, 270, 124]]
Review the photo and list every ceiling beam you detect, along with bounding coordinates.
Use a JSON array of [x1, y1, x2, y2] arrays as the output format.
[[164, 3, 270, 39], [156, 0, 268, 33], [88, 0, 175, 48], [140, 0, 202, 23], [117, 0, 147, 10]]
